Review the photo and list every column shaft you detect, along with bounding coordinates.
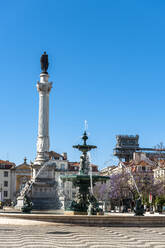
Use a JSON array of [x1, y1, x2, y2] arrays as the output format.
[[35, 73, 52, 164]]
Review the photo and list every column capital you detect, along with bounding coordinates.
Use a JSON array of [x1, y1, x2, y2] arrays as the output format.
[[40, 72, 49, 83], [37, 82, 52, 93]]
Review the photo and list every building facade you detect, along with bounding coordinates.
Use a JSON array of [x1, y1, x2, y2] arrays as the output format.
[[11, 158, 31, 202], [153, 160, 165, 183], [0, 160, 15, 205], [8, 151, 99, 208]]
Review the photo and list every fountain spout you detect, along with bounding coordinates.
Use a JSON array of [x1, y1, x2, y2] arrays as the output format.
[[73, 131, 97, 175]]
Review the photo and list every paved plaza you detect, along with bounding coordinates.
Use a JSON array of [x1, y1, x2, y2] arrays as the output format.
[[0, 218, 165, 247]]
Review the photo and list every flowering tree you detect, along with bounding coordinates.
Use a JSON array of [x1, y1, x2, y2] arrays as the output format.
[[94, 167, 165, 211], [109, 172, 131, 198], [93, 171, 134, 210], [93, 182, 109, 201], [130, 172, 164, 205], [108, 171, 136, 210]]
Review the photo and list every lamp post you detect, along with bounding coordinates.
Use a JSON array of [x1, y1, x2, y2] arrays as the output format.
[[0, 183, 3, 208]]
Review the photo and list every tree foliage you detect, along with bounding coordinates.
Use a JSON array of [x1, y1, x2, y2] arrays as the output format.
[[93, 168, 165, 206]]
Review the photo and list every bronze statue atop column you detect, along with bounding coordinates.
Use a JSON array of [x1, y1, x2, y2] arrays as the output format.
[[40, 51, 49, 74]]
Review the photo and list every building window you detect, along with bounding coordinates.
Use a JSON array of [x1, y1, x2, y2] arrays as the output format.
[[142, 166, 146, 172], [61, 164, 65, 170], [4, 171, 8, 177], [72, 192, 76, 197], [4, 191, 8, 197], [4, 181, 8, 187]]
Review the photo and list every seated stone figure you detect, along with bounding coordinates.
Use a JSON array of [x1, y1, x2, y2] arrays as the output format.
[[88, 194, 103, 215], [134, 197, 145, 216], [21, 195, 33, 213], [69, 192, 88, 213]]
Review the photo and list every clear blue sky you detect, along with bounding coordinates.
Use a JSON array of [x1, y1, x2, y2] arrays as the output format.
[[0, 0, 165, 169]]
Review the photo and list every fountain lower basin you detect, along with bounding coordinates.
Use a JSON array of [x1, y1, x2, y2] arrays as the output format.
[[1, 212, 165, 227]]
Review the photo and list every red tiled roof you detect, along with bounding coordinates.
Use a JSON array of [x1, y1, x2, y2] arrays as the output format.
[[69, 162, 79, 167], [125, 160, 152, 167], [122, 161, 134, 167], [159, 160, 165, 165], [0, 160, 14, 165], [48, 151, 65, 160], [68, 162, 98, 172], [138, 161, 149, 166], [69, 162, 98, 167], [0, 160, 15, 169]]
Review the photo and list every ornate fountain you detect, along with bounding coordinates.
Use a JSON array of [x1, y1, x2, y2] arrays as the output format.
[[61, 131, 109, 215]]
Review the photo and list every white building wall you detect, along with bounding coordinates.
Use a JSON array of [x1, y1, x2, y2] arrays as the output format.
[[0, 169, 12, 202]]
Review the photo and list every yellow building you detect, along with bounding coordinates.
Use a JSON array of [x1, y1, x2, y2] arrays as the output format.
[[12, 158, 31, 200]]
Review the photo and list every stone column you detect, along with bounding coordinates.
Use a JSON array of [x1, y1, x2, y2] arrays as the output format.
[[34, 72, 52, 164]]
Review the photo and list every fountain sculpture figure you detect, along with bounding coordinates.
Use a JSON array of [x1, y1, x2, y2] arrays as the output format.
[[134, 197, 145, 216]]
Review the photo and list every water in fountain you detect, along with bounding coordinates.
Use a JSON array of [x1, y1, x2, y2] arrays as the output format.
[[85, 121, 93, 194], [88, 152, 93, 195], [19, 160, 53, 197], [84, 120, 88, 132], [120, 161, 141, 196]]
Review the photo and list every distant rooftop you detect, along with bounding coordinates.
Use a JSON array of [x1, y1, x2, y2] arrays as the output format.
[[0, 160, 15, 169], [116, 135, 139, 138]]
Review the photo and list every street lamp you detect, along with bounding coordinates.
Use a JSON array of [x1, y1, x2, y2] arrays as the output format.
[[0, 183, 3, 208]]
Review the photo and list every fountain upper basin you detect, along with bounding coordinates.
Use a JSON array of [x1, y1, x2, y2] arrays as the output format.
[[61, 174, 109, 184]]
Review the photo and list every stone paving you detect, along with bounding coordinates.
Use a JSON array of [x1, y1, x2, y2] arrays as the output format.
[[0, 218, 165, 247]]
